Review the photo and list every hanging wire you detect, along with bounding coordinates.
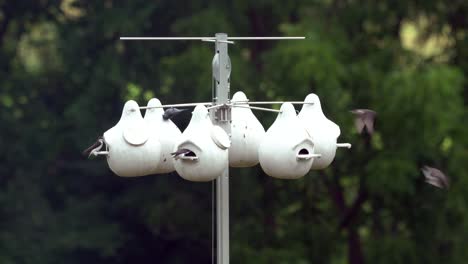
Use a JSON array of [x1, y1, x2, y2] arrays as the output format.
[[120, 36, 305, 41], [207, 104, 226, 111], [138, 101, 313, 109], [202, 39, 235, 44], [139, 102, 212, 109], [231, 104, 282, 113], [232, 100, 314, 105]]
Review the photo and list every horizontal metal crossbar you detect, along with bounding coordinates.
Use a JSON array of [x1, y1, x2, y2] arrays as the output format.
[[120, 36, 305, 41], [232, 101, 314, 105], [139, 101, 314, 110]]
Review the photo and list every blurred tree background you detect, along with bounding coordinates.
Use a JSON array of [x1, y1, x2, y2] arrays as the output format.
[[1, 0, 467, 263]]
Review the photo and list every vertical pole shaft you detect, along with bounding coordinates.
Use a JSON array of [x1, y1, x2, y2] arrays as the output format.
[[211, 33, 231, 264]]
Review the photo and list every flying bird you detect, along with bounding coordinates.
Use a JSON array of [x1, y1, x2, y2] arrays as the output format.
[[82, 136, 104, 158], [350, 109, 377, 135], [421, 165, 450, 189], [171, 148, 193, 160], [163, 107, 187, 120]]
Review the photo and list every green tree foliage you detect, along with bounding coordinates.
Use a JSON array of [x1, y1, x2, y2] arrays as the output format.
[[0, 0, 467, 263]]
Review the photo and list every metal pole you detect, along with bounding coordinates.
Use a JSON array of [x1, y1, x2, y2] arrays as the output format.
[[211, 33, 231, 264]]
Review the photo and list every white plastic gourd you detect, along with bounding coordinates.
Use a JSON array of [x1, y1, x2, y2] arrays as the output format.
[[173, 104, 230, 182], [298, 93, 341, 170], [258, 103, 316, 179], [229, 91, 266, 167], [103, 100, 161, 177], [144, 98, 182, 174]]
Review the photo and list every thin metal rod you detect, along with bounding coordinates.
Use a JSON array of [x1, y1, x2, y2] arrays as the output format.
[[139, 102, 212, 109], [232, 101, 314, 105], [227, 36, 305, 40], [202, 39, 235, 44], [92, 151, 109, 156], [207, 104, 226, 110], [120, 36, 305, 41], [120, 37, 212, 40], [232, 105, 282, 113], [337, 143, 352, 149]]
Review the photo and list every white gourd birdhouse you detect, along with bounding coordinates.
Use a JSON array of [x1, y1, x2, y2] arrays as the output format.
[[103, 100, 162, 177], [258, 103, 316, 179], [229, 91, 266, 167], [173, 104, 230, 182], [144, 98, 182, 174], [298, 93, 341, 170]]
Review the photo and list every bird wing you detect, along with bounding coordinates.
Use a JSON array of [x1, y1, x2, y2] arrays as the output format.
[[351, 109, 376, 135], [363, 116, 374, 134], [171, 148, 192, 159], [163, 108, 188, 120], [363, 111, 376, 135], [354, 118, 365, 134], [162, 110, 172, 120], [83, 137, 104, 158], [82, 137, 103, 156], [430, 167, 450, 189], [421, 166, 449, 189], [424, 177, 444, 189]]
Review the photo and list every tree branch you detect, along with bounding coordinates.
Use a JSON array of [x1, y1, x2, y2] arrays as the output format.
[[338, 187, 368, 230], [324, 171, 346, 212]]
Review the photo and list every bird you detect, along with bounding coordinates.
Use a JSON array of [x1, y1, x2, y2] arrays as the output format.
[[421, 165, 450, 189], [82, 136, 104, 158], [350, 109, 377, 135], [171, 148, 193, 160], [163, 107, 187, 120]]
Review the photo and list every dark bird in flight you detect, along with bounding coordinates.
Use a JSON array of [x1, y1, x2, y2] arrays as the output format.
[[82, 136, 104, 158], [163, 107, 187, 120], [421, 165, 450, 189], [350, 109, 377, 135], [171, 148, 193, 160]]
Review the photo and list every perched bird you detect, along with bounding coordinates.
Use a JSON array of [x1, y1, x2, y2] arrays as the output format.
[[421, 165, 450, 189], [163, 107, 187, 120], [171, 148, 193, 160], [82, 136, 104, 158], [350, 109, 377, 135]]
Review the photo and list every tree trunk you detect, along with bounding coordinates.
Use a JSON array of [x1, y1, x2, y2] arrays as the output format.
[[348, 227, 365, 264]]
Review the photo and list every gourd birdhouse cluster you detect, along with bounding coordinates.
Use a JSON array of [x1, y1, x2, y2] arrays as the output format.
[[94, 92, 349, 181], [87, 34, 353, 258]]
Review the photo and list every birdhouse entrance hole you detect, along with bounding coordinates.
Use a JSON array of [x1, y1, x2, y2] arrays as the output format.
[[179, 150, 198, 161], [298, 148, 309, 155], [296, 148, 314, 161], [185, 151, 196, 157]]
